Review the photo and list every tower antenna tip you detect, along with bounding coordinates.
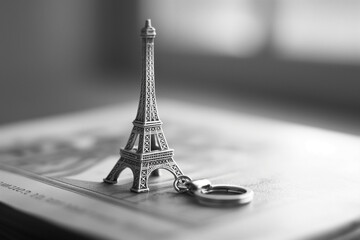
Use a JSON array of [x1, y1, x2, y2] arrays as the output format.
[[145, 19, 152, 27]]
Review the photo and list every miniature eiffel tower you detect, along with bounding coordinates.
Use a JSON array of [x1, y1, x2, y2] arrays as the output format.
[[103, 19, 183, 192]]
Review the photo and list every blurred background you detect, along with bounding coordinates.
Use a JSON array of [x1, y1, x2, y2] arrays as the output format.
[[0, 0, 359, 134]]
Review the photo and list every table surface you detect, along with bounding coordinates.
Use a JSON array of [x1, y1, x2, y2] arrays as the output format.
[[0, 100, 359, 240]]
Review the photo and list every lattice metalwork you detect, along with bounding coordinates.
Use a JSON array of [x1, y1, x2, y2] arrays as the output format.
[[103, 19, 183, 192]]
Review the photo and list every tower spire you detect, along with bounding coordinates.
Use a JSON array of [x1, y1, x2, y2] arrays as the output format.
[[135, 19, 160, 126], [103, 20, 183, 193]]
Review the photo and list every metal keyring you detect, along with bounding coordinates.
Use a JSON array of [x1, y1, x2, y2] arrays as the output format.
[[192, 184, 254, 207], [173, 176, 254, 207]]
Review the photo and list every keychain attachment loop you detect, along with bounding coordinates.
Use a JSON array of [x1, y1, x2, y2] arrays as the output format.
[[173, 175, 192, 193]]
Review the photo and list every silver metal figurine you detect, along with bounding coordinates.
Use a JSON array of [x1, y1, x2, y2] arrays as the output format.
[[103, 20, 253, 206], [103, 19, 183, 193]]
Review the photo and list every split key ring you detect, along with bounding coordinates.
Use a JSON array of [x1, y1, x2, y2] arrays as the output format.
[[173, 176, 254, 207]]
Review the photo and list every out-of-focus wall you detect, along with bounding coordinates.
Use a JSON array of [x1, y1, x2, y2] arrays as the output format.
[[0, 1, 138, 124], [0, 1, 98, 76], [1, 0, 359, 124], [139, 0, 267, 57], [139, 0, 360, 63], [138, 0, 360, 113]]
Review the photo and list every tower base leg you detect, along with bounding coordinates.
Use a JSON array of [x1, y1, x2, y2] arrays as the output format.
[[103, 178, 118, 184], [103, 156, 183, 193], [103, 158, 126, 184], [130, 187, 150, 193]]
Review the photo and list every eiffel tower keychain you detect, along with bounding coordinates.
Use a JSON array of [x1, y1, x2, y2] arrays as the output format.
[[103, 19, 253, 207]]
